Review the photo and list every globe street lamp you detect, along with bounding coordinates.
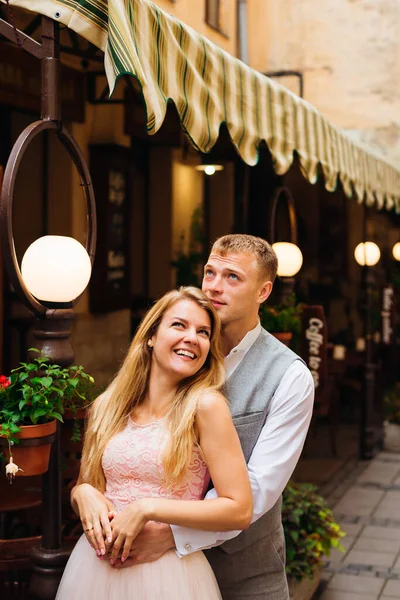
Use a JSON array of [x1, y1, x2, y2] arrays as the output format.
[[0, 17, 97, 598], [354, 240, 381, 459], [354, 241, 381, 267], [269, 187, 303, 304], [392, 242, 400, 261]]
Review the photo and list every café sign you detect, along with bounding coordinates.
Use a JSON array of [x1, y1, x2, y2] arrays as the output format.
[[381, 284, 395, 345], [301, 306, 327, 391]]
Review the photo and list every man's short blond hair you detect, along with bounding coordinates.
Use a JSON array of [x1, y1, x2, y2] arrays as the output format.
[[211, 234, 278, 282]]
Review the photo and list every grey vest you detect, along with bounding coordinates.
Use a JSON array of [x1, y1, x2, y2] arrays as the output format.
[[205, 329, 304, 598]]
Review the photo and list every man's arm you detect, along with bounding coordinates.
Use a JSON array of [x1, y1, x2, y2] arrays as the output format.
[[171, 360, 314, 556]]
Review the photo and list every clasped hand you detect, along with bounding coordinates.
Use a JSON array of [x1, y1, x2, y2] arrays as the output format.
[[107, 501, 148, 564]]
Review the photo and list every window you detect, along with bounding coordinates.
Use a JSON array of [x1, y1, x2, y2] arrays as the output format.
[[206, 0, 221, 31]]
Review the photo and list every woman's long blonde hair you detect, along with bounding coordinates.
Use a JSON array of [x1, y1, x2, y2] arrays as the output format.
[[81, 287, 225, 491]]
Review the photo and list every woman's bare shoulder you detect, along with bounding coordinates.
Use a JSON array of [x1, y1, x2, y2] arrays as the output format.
[[197, 389, 228, 414]]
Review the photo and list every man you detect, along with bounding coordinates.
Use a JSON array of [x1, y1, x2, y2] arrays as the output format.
[[116, 234, 314, 599]]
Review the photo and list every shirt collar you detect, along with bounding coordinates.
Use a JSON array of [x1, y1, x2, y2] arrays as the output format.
[[226, 321, 261, 357]]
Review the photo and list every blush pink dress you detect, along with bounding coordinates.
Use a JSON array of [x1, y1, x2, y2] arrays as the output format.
[[56, 416, 222, 599]]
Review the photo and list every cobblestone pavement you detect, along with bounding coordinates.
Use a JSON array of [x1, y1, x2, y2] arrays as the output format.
[[318, 452, 400, 600]]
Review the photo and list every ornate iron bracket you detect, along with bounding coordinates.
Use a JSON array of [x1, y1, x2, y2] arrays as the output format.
[[0, 119, 97, 316]]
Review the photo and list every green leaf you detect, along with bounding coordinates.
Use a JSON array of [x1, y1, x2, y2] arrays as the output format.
[[41, 377, 53, 388], [67, 378, 79, 388], [18, 399, 27, 411], [9, 423, 21, 433], [51, 412, 64, 423]]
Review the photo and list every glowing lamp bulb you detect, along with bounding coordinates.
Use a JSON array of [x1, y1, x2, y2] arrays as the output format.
[[272, 242, 303, 277], [204, 165, 216, 176], [21, 235, 92, 302], [393, 242, 400, 261], [354, 242, 380, 267]]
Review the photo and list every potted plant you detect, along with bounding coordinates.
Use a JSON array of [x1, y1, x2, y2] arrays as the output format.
[[61, 377, 100, 447], [260, 295, 302, 346], [0, 349, 94, 480], [283, 482, 345, 599], [383, 383, 400, 453]]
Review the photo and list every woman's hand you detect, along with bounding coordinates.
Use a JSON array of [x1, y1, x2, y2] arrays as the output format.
[[72, 483, 116, 556], [108, 500, 149, 564]]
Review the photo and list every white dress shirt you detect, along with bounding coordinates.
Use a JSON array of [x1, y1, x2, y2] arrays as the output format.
[[171, 323, 315, 556]]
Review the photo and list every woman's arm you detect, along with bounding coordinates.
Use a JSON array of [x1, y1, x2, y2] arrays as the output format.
[[108, 392, 252, 563], [70, 394, 116, 556], [146, 391, 253, 530]]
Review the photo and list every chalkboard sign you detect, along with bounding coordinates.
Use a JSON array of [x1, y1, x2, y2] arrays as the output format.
[[300, 305, 327, 392], [381, 284, 395, 346], [89, 145, 131, 313]]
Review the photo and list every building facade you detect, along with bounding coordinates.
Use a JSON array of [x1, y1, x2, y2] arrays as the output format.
[[0, 0, 399, 386]]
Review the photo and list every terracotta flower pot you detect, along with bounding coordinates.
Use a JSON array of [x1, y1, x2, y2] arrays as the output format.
[[271, 332, 293, 346], [63, 408, 88, 421], [0, 420, 57, 476]]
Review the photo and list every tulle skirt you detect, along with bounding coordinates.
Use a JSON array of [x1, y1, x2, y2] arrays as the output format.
[[56, 535, 222, 600]]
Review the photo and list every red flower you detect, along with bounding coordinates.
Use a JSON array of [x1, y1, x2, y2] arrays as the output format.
[[2, 381, 10, 388], [0, 375, 7, 384]]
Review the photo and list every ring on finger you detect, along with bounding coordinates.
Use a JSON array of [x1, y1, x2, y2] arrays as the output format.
[[85, 526, 94, 532]]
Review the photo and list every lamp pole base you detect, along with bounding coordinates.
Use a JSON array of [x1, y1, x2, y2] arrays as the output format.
[[30, 546, 71, 600], [29, 308, 75, 599]]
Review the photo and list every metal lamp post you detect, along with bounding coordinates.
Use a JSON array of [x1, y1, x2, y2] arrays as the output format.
[[0, 16, 97, 599], [268, 187, 303, 304], [354, 241, 381, 460]]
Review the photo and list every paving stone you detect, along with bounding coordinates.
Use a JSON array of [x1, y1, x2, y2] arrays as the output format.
[[393, 556, 400, 569], [384, 490, 400, 501], [320, 591, 377, 600], [334, 488, 384, 517], [327, 542, 353, 563], [376, 453, 400, 463], [327, 573, 385, 594], [374, 509, 400, 521], [354, 537, 400, 554], [361, 525, 400, 541], [382, 579, 400, 597], [339, 522, 364, 537], [344, 549, 396, 568]]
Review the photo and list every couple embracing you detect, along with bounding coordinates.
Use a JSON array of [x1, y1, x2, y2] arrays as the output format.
[[56, 234, 314, 600]]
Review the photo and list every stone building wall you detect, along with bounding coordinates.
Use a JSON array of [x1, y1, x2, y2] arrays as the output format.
[[262, 0, 400, 166]]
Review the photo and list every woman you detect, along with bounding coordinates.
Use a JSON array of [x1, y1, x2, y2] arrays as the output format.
[[56, 287, 252, 600]]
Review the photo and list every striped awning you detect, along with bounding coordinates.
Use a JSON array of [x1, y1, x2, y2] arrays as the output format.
[[4, 0, 400, 211]]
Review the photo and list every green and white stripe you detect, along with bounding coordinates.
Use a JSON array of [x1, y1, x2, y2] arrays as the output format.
[[6, 0, 400, 211]]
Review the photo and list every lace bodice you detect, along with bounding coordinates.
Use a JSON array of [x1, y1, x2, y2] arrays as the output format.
[[102, 416, 209, 513]]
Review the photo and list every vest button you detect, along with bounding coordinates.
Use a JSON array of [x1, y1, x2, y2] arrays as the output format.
[[184, 543, 192, 551]]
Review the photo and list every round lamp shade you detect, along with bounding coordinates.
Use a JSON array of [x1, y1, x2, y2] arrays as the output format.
[[272, 242, 303, 277], [21, 235, 92, 303], [393, 242, 400, 261], [354, 241, 381, 267]]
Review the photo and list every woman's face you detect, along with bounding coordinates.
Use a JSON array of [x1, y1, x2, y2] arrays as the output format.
[[148, 299, 212, 383]]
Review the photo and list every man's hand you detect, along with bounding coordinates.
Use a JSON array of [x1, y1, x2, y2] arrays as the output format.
[[110, 521, 175, 568]]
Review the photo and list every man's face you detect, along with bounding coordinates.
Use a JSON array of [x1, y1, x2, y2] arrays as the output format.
[[202, 252, 272, 326]]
